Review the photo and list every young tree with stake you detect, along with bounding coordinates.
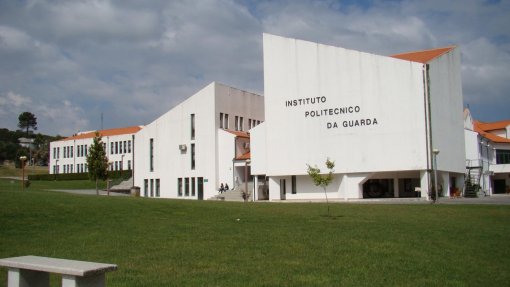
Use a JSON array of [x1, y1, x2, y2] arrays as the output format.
[[307, 158, 335, 217]]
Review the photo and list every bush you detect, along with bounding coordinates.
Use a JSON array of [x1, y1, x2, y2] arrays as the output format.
[[29, 170, 132, 181]]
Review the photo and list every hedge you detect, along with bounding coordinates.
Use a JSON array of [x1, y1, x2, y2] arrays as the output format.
[[29, 170, 133, 181]]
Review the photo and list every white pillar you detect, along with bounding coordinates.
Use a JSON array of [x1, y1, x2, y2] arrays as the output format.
[[62, 274, 105, 287], [420, 170, 431, 199], [393, 178, 399, 198], [441, 172, 450, 198]]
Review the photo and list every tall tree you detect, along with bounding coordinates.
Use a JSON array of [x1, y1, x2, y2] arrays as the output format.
[[307, 158, 335, 217], [18, 112, 38, 137], [86, 132, 109, 195]]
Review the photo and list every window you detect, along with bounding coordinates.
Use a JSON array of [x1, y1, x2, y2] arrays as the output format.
[[63, 147, 66, 158], [156, 179, 160, 197], [57, 147, 60, 158], [128, 140, 132, 153], [149, 138, 154, 172], [53, 148, 56, 159], [120, 160, 123, 171], [70, 146, 73, 158], [150, 179, 154, 197], [220, 113, 224, 129], [115, 142, 118, 154], [123, 141, 127, 153], [235, 116, 239, 131], [496, 149, 510, 164], [191, 177, 196, 196], [115, 161, 118, 171], [84, 164, 88, 172], [191, 143, 195, 170], [191, 114, 195, 140], [292, 176, 297, 194], [225, 114, 229, 129], [128, 160, 131, 170], [240, 117, 244, 131], [248, 119, 252, 129], [185, 178, 190, 196], [178, 178, 183, 196], [84, 145, 88, 156], [144, 179, 148, 197], [111, 142, 114, 154]]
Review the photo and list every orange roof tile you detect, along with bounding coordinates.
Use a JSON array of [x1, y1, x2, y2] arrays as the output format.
[[236, 152, 251, 160], [474, 120, 510, 132], [225, 130, 250, 138], [473, 121, 510, 144], [61, 126, 143, 141], [390, 46, 456, 63]]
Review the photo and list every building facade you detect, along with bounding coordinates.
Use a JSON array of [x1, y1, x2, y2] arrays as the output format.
[[251, 34, 465, 200], [49, 126, 142, 175], [133, 82, 264, 199], [464, 108, 510, 195]]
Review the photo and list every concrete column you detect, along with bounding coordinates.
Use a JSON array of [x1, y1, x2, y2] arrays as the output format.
[[8, 268, 49, 287], [253, 176, 258, 201], [455, 175, 465, 196], [441, 172, 450, 197], [420, 170, 431, 199], [393, 178, 399, 198], [268, 177, 280, 201]]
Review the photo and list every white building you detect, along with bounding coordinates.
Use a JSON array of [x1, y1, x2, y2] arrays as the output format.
[[49, 126, 142, 175], [464, 109, 510, 195], [251, 34, 465, 200], [133, 82, 264, 199]]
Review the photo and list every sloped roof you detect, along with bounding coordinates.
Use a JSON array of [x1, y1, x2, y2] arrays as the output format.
[[224, 130, 250, 138], [474, 120, 510, 132], [390, 46, 456, 63], [61, 126, 143, 141], [473, 121, 510, 144], [235, 152, 251, 160]]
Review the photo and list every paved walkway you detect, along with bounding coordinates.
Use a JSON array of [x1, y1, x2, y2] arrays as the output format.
[[274, 194, 510, 205], [47, 189, 129, 196]]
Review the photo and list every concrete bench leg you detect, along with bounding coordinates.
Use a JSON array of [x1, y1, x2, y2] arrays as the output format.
[[8, 268, 49, 287], [62, 273, 105, 287]]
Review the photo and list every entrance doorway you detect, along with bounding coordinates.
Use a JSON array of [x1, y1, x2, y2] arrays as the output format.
[[197, 177, 204, 200], [494, 179, 506, 194]]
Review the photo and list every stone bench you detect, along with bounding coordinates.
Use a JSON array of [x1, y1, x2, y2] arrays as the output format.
[[0, 255, 117, 287]]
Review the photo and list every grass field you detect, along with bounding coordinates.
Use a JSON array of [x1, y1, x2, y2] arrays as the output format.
[[0, 163, 48, 177], [1, 179, 509, 286]]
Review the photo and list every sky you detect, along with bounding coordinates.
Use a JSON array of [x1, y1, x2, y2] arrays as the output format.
[[0, 0, 509, 136]]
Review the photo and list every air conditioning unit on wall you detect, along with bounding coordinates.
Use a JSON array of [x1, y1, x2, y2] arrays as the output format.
[[179, 144, 187, 151]]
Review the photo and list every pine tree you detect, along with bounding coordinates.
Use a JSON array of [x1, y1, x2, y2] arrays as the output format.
[[86, 132, 108, 195], [18, 112, 37, 137]]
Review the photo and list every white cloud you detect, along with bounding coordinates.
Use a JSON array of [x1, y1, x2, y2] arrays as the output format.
[[0, 0, 509, 134]]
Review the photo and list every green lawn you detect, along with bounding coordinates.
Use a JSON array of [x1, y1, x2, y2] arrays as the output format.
[[0, 164, 48, 177], [1, 179, 509, 286]]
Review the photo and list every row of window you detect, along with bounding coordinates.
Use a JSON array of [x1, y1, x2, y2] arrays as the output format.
[[109, 160, 132, 171], [110, 140, 132, 155], [53, 164, 88, 174], [219, 113, 261, 131], [144, 178, 160, 197], [178, 177, 196, 197], [76, 145, 88, 157], [53, 140, 132, 160]]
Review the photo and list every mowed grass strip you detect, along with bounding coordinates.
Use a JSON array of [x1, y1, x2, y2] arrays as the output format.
[[1, 180, 509, 286]]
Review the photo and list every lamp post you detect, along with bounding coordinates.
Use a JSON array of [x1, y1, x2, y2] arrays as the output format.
[[19, 156, 27, 192], [432, 149, 440, 203]]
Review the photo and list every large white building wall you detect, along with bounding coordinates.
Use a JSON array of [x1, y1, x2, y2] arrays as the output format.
[[250, 123, 266, 175], [134, 82, 264, 199], [217, 130, 236, 189], [427, 48, 466, 174], [134, 83, 217, 199], [262, 33, 428, 178]]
